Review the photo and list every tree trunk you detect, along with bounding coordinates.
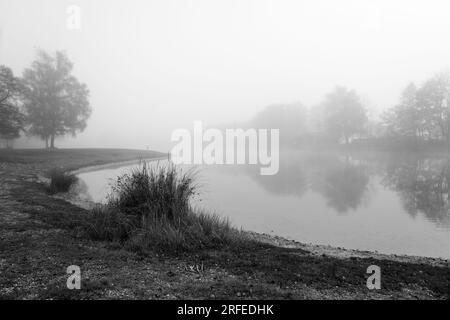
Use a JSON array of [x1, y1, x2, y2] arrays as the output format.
[[45, 137, 49, 149], [50, 134, 55, 149]]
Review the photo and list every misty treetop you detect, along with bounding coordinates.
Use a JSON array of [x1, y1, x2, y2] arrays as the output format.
[[22, 50, 92, 148]]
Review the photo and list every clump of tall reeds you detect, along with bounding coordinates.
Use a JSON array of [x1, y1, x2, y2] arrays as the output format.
[[110, 163, 198, 223], [85, 163, 242, 252]]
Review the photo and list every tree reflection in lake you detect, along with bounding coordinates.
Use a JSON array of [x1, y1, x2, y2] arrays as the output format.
[[235, 152, 371, 212], [246, 153, 308, 198], [238, 151, 449, 228], [308, 154, 371, 214], [383, 156, 450, 229]]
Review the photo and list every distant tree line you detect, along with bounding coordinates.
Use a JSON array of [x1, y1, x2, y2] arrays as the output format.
[[251, 72, 450, 148], [250, 86, 369, 145], [0, 50, 91, 149], [2, 48, 448, 151]]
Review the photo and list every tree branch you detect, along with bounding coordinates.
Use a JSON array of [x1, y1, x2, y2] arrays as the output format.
[[0, 90, 11, 104]]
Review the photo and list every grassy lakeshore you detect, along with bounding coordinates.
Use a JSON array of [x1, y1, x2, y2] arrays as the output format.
[[0, 148, 448, 300]]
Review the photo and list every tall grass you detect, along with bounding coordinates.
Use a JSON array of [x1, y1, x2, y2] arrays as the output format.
[[110, 163, 198, 223], [47, 168, 78, 194], [85, 163, 242, 252]]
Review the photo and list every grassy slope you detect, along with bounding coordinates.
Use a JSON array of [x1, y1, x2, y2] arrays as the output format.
[[0, 148, 166, 171], [0, 148, 448, 300]]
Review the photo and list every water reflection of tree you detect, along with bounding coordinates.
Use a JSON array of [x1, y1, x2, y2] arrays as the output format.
[[240, 152, 371, 213], [212, 150, 450, 227], [309, 155, 371, 214], [382, 157, 450, 228], [209, 151, 308, 198], [250, 160, 307, 197]]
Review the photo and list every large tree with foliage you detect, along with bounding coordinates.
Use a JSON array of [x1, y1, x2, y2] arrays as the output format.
[[22, 50, 91, 148], [0, 65, 24, 148], [320, 87, 368, 144]]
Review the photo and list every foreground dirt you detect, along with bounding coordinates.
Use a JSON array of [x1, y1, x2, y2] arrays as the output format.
[[0, 149, 449, 300]]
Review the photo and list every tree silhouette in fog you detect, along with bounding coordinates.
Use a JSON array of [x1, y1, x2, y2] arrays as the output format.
[[249, 103, 307, 145], [418, 73, 450, 141], [0, 66, 24, 148], [22, 50, 91, 149], [318, 87, 368, 145], [382, 83, 421, 140], [382, 72, 450, 143]]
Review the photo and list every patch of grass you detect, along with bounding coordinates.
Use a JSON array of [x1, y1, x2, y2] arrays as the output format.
[[0, 148, 165, 170], [47, 168, 78, 194], [123, 209, 240, 253], [85, 163, 244, 252], [85, 205, 135, 242]]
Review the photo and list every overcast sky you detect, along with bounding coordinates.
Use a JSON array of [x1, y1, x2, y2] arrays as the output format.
[[1, 0, 450, 150]]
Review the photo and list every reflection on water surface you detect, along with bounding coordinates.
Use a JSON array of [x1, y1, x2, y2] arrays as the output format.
[[77, 151, 450, 258]]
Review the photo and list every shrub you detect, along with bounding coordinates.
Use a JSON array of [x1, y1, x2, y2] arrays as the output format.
[[47, 168, 78, 194]]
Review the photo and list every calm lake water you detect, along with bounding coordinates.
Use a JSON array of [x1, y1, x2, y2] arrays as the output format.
[[76, 150, 450, 259]]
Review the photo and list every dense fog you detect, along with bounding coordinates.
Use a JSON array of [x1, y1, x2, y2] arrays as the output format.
[[1, 0, 450, 151]]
